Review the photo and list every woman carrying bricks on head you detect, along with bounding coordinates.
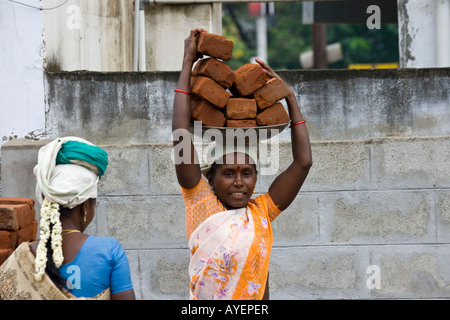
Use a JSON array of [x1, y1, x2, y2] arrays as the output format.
[[172, 29, 312, 300], [0, 137, 135, 300]]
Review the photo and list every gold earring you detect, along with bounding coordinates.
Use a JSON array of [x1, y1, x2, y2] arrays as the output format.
[[84, 211, 87, 224]]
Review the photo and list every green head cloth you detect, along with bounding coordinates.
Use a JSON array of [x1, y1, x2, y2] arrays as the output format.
[[55, 140, 109, 179]]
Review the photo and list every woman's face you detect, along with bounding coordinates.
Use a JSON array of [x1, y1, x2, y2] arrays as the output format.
[[209, 152, 257, 209]]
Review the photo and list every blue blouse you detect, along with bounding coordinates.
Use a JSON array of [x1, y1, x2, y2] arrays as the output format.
[[58, 236, 133, 298]]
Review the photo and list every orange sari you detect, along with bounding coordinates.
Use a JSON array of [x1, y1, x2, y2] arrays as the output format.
[[181, 177, 282, 300]]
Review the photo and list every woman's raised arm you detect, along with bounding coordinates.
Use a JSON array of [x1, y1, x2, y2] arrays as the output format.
[[172, 29, 206, 189], [255, 59, 312, 211]]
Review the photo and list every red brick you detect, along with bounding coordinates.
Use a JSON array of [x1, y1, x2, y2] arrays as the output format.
[[0, 204, 35, 231], [0, 231, 17, 250], [256, 102, 290, 126], [192, 58, 235, 89], [0, 198, 35, 230], [225, 98, 257, 120], [254, 77, 292, 110], [226, 119, 257, 128], [191, 76, 230, 109], [16, 220, 38, 246], [0, 208, 19, 231], [191, 99, 226, 127], [197, 31, 234, 61], [232, 63, 269, 96], [0, 249, 13, 266], [0, 197, 35, 210]]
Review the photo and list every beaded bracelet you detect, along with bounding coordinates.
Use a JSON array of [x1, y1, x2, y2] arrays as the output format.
[[289, 120, 307, 128], [174, 89, 191, 95]]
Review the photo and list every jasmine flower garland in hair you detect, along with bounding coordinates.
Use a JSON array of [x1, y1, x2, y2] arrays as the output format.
[[49, 203, 64, 268], [34, 198, 64, 281], [34, 200, 51, 281]]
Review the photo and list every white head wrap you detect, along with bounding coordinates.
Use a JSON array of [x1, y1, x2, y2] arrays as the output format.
[[33, 136, 100, 209], [201, 142, 258, 176]]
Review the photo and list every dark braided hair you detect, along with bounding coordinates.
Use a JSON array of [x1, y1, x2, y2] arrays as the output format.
[[43, 206, 75, 290], [45, 223, 66, 289]]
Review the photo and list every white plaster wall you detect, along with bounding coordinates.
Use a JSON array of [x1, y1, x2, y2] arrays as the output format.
[[42, 1, 221, 72], [0, 0, 45, 145], [145, 3, 222, 71], [42, 0, 135, 72], [397, 0, 445, 68]]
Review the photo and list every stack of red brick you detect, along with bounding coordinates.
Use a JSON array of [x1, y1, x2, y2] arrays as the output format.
[[190, 31, 291, 128], [0, 198, 37, 266]]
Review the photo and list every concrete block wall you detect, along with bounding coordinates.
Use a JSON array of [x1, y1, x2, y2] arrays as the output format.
[[2, 135, 450, 299], [43, 68, 450, 144]]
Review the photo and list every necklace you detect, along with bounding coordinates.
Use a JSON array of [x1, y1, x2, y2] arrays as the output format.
[[61, 229, 82, 236]]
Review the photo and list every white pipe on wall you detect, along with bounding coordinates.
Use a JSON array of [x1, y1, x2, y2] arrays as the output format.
[[133, 0, 139, 71], [133, 1, 148, 71], [256, 15, 268, 64], [139, 9, 146, 71]]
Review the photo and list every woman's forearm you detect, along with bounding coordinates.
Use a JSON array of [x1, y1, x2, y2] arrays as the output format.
[[172, 28, 205, 131], [286, 92, 312, 168], [285, 91, 303, 123], [172, 60, 194, 131]]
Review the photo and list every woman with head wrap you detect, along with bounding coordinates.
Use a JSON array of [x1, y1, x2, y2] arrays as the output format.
[[172, 29, 312, 300], [0, 137, 135, 300]]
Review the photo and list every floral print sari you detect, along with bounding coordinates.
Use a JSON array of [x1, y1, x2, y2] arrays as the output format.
[[182, 177, 282, 300]]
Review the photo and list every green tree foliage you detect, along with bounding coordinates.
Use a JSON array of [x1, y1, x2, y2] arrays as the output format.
[[222, 2, 399, 70]]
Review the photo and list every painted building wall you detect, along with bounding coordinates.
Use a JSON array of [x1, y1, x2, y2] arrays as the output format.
[[0, 0, 45, 143], [42, 0, 135, 72]]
